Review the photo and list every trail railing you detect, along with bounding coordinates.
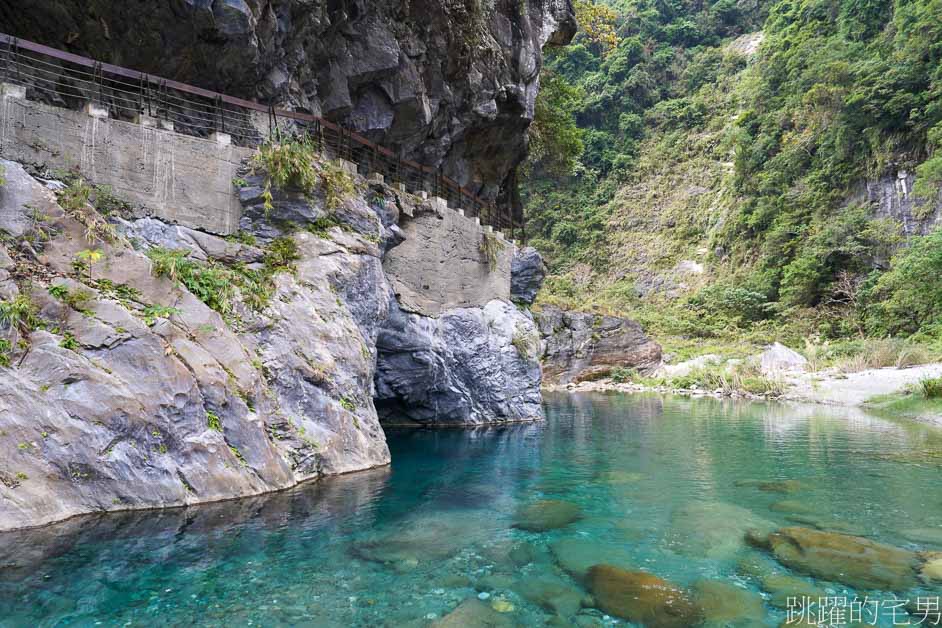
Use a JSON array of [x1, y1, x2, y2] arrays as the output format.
[[0, 33, 524, 243]]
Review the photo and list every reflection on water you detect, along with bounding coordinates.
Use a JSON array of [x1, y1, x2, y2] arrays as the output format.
[[1, 392, 942, 627]]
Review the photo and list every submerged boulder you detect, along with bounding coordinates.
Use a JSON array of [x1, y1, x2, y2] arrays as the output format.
[[666, 501, 776, 560], [735, 478, 803, 493], [550, 537, 636, 582], [757, 527, 920, 591], [759, 574, 827, 609], [692, 579, 765, 627], [920, 552, 942, 582], [512, 575, 584, 618], [513, 500, 583, 532], [587, 565, 703, 628], [431, 598, 515, 628]]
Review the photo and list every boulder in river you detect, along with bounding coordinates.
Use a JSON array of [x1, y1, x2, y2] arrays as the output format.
[[432, 598, 514, 628], [692, 579, 766, 627], [512, 575, 584, 618], [735, 478, 803, 493], [667, 501, 776, 560], [550, 537, 635, 582], [587, 564, 704, 628], [513, 500, 583, 532], [921, 552, 942, 582], [757, 526, 920, 591], [759, 574, 827, 609]]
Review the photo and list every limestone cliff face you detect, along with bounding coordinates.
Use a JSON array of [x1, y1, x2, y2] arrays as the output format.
[[0, 158, 540, 531], [0, 0, 576, 203]]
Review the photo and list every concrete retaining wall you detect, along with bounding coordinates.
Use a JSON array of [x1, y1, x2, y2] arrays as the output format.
[[383, 204, 513, 317], [0, 86, 515, 312], [0, 88, 248, 235]]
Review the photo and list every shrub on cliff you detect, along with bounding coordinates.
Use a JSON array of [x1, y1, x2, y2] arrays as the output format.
[[252, 136, 355, 213], [865, 227, 942, 337]]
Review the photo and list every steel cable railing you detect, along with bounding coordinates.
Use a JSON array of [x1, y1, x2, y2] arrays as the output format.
[[0, 32, 524, 242]]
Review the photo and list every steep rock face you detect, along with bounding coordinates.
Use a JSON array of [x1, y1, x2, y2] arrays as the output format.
[[0, 151, 544, 530], [375, 298, 543, 425], [535, 305, 662, 385], [0, 159, 394, 530], [847, 170, 942, 237], [1, 0, 576, 202], [510, 246, 546, 305]]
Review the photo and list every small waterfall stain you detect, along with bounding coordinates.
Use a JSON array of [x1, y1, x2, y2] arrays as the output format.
[[80, 115, 101, 180]]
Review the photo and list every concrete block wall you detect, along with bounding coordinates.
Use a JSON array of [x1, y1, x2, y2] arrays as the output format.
[[0, 89, 249, 235]]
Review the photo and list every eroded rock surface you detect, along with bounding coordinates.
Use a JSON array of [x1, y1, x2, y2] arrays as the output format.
[[374, 298, 543, 425], [536, 305, 662, 385], [510, 246, 546, 305]]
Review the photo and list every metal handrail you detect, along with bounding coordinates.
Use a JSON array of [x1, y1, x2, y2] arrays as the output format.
[[0, 32, 522, 242]]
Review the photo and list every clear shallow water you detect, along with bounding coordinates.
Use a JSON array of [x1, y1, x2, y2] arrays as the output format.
[[2, 392, 942, 627]]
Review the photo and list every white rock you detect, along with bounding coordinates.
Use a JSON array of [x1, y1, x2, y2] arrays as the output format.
[[758, 342, 807, 374]]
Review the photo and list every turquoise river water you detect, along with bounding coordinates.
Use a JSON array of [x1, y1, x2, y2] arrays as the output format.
[[2, 392, 942, 627]]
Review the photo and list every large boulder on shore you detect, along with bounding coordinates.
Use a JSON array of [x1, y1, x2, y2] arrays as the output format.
[[759, 342, 807, 374], [535, 305, 662, 385]]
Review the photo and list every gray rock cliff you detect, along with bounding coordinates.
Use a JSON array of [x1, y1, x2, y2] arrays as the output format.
[[1, 0, 576, 205], [535, 305, 662, 385], [0, 156, 540, 531], [374, 298, 543, 426], [510, 245, 547, 305]]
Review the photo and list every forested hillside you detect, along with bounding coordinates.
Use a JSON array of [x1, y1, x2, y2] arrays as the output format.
[[526, 0, 942, 358]]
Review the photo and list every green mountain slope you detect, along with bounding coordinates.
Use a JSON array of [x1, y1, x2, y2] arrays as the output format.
[[525, 0, 942, 357]]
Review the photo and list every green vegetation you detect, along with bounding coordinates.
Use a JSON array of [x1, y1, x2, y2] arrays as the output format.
[[0, 294, 40, 335], [921, 377, 942, 400], [148, 247, 234, 314], [251, 136, 356, 213], [59, 332, 79, 351], [511, 327, 536, 360], [146, 236, 302, 316], [57, 177, 120, 243], [229, 445, 248, 467], [340, 397, 356, 412], [141, 304, 181, 327], [73, 249, 103, 282], [206, 410, 222, 432], [524, 0, 942, 358], [479, 231, 505, 272], [866, 377, 942, 423], [610, 360, 787, 397], [264, 236, 301, 272], [0, 338, 12, 367]]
